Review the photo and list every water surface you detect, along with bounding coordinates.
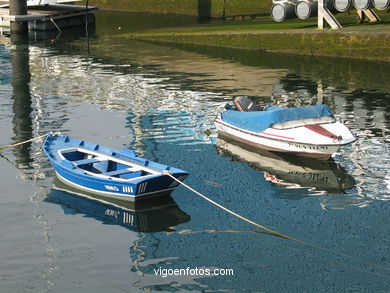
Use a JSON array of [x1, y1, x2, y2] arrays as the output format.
[[0, 10, 389, 293]]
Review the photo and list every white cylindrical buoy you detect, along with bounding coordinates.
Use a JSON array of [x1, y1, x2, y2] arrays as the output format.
[[372, 0, 390, 9], [333, 0, 353, 11], [271, 2, 296, 22], [352, 0, 373, 9], [295, 0, 318, 19], [326, 0, 338, 12]]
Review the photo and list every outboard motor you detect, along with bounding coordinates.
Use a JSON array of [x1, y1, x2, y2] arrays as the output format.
[[233, 97, 260, 112]]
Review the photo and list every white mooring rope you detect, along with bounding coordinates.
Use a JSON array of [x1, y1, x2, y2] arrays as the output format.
[[163, 170, 296, 241], [163, 171, 390, 277], [0, 133, 48, 151]]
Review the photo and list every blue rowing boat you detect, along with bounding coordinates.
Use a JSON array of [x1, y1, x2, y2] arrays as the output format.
[[43, 133, 188, 201]]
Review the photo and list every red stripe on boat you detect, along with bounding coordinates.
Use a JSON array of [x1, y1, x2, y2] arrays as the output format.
[[304, 124, 337, 139], [261, 132, 294, 140]]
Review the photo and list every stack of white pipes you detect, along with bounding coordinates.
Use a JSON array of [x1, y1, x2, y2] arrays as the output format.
[[353, 0, 390, 10], [271, 0, 298, 22], [295, 0, 319, 19], [334, 0, 390, 12], [270, 0, 324, 21], [271, 0, 389, 22]]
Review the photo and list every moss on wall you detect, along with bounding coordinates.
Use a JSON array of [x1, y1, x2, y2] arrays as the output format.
[[129, 31, 390, 62]]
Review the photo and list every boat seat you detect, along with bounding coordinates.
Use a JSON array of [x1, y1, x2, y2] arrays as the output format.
[[73, 157, 101, 166], [103, 168, 135, 177], [233, 96, 260, 112]]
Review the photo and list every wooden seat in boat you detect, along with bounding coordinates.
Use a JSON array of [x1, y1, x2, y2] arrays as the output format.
[[73, 157, 101, 166], [104, 169, 134, 177]]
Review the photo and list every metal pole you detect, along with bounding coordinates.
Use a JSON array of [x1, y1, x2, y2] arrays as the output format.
[[357, 9, 380, 23], [318, 0, 342, 29], [9, 0, 28, 34]]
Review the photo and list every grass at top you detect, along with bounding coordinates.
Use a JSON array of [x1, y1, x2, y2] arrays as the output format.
[[132, 11, 390, 34], [122, 11, 390, 62]]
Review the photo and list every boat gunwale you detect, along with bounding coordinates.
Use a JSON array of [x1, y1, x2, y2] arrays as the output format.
[[43, 134, 188, 179], [57, 147, 162, 182], [215, 117, 356, 147]]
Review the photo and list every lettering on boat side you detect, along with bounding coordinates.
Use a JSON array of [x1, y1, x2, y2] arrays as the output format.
[[123, 185, 133, 193], [104, 185, 119, 192], [105, 209, 120, 218], [288, 143, 328, 150]]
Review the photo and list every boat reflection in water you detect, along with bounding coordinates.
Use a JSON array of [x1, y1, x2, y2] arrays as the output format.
[[216, 136, 355, 194], [46, 178, 191, 232]]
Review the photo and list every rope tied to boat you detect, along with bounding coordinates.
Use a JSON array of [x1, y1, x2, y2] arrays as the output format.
[[0, 133, 48, 151], [163, 170, 297, 241], [164, 171, 390, 277]]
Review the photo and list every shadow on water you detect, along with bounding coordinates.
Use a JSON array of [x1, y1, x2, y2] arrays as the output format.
[[150, 42, 390, 91], [10, 34, 33, 169], [45, 178, 191, 232], [216, 136, 355, 195], [31, 23, 390, 139], [28, 24, 96, 44], [3, 27, 96, 171]]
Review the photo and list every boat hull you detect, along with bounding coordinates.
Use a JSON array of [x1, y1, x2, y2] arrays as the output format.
[[43, 133, 188, 202], [55, 170, 180, 202], [215, 119, 341, 160]]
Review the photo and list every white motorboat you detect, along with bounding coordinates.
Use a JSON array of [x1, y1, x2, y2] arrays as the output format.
[[215, 97, 356, 160]]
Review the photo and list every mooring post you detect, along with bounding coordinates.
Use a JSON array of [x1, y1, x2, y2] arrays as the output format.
[[9, 0, 28, 34]]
